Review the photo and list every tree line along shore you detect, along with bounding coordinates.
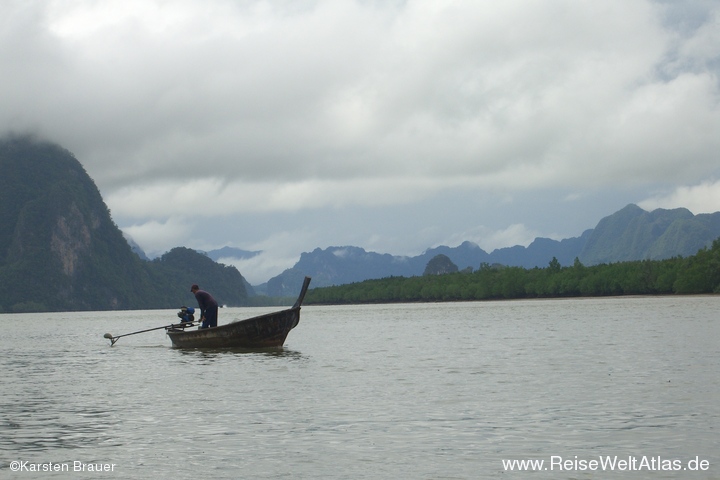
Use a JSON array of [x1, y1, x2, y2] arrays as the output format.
[[304, 239, 720, 304]]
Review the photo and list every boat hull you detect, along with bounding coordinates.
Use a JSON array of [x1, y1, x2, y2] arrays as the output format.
[[166, 307, 300, 349]]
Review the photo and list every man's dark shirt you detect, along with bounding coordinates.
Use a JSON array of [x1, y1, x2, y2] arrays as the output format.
[[194, 290, 218, 317]]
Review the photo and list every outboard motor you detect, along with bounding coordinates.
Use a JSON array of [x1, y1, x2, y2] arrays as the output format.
[[177, 306, 195, 323]]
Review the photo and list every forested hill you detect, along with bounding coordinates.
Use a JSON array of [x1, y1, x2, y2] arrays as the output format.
[[305, 239, 720, 304], [0, 135, 249, 313]]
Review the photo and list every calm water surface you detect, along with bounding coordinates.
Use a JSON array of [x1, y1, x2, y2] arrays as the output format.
[[0, 297, 718, 479]]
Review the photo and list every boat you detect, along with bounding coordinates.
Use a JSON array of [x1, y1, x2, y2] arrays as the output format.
[[165, 276, 311, 349]]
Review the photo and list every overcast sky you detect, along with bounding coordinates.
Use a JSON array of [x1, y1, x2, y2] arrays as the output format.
[[2, 0, 720, 284]]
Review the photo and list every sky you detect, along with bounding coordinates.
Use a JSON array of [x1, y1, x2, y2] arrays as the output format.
[[2, 0, 720, 284]]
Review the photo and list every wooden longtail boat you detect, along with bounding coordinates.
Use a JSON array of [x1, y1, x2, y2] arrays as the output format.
[[166, 277, 311, 349]]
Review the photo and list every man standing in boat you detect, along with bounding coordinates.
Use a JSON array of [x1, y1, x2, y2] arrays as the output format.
[[190, 284, 219, 329]]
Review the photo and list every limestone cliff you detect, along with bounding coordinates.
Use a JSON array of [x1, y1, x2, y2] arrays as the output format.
[[0, 135, 249, 312]]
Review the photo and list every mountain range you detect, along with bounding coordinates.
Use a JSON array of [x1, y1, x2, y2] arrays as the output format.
[[260, 204, 720, 296], [4, 134, 720, 309]]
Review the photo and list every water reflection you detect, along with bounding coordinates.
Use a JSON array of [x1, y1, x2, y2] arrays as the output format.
[[175, 347, 305, 359]]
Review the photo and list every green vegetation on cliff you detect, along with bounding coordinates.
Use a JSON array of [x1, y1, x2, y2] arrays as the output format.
[[306, 239, 720, 304], [0, 135, 249, 313]]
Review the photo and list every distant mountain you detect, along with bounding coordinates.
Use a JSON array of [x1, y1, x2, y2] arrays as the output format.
[[148, 247, 252, 304], [0, 135, 250, 312], [123, 232, 150, 261], [265, 204, 720, 296], [492, 231, 593, 267], [424, 254, 459, 275], [124, 243, 259, 296], [265, 246, 411, 297], [579, 204, 720, 264]]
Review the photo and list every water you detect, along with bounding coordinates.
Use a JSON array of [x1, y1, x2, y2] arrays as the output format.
[[1, 297, 718, 479]]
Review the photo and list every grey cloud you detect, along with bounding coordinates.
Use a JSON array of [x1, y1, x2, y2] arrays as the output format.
[[3, 0, 720, 283]]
